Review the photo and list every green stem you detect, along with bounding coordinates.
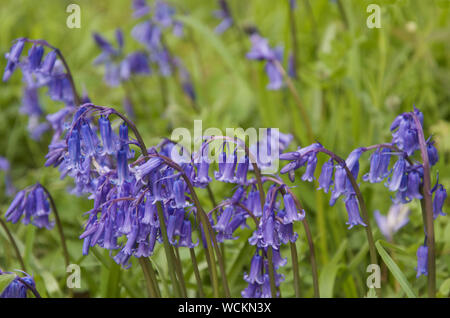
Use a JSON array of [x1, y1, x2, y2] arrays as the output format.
[[290, 241, 301, 297], [174, 246, 188, 297], [155, 202, 182, 297], [138, 258, 160, 298], [189, 248, 205, 297], [264, 176, 320, 297], [0, 217, 26, 271], [412, 113, 436, 298], [41, 186, 71, 271]]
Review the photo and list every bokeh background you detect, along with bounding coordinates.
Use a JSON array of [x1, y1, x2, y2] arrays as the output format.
[[0, 0, 449, 297]]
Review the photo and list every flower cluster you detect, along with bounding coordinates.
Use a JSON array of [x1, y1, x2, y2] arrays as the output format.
[[246, 33, 284, 90], [242, 186, 305, 297], [2, 39, 79, 140], [93, 0, 196, 111], [93, 29, 150, 87], [279, 107, 447, 278], [5, 183, 54, 229], [280, 143, 367, 229]]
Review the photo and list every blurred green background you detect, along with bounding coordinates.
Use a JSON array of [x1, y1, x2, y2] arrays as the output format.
[[0, 0, 449, 297]]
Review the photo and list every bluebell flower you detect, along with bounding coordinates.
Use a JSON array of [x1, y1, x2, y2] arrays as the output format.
[[132, 0, 150, 18], [432, 184, 447, 219], [26, 44, 44, 71], [215, 152, 237, 183], [80, 121, 99, 157], [151, 47, 172, 76], [98, 116, 118, 155], [123, 51, 151, 77], [39, 50, 57, 75], [318, 159, 334, 193], [175, 60, 196, 101], [135, 157, 163, 182], [245, 189, 262, 217], [0, 157, 15, 196], [344, 194, 366, 229], [404, 170, 422, 200], [247, 34, 285, 90], [247, 34, 276, 61], [132, 21, 161, 50], [20, 86, 42, 116], [243, 252, 264, 284], [153, 1, 176, 29], [374, 204, 410, 241], [214, 206, 234, 233], [276, 216, 298, 244], [301, 154, 318, 182], [241, 282, 261, 298], [387, 157, 406, 192], [178, 220, 197, 248], [194, 152, 212, 188], [3, 39, 25, 81], [235, 155, 249, 185], [214, 0, 233, 34], [68, 129, 82, 168], [249, 130, 292, 173], [427, 140, 439, 166], [0, 272, 36, 298], [415, 244, 428, 277], [172, 179, 187, 209], [390, 107, 423, 156], [329, 165, 347, 206], [117, 149, 131, 186], [142, 193, 159, 226], [119, 122, 135, 159], [5, 184, 54, 229], [282, 193, 304, 224], [363, 148, 391, 183]]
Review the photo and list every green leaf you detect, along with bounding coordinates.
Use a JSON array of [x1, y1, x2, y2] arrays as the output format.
[[438, 278, 450, 297], [375, 240, 417, 298], [0, 274, 16, 293]]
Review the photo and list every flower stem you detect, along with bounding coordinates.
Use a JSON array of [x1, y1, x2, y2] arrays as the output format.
[[174, 246, 188, 297], [290, 241, 301, 297], [0, 217, 26, 271], [189, 248, 205, 297], [155, 201, 183, 297], [40, 186, 71, 271], [316, 148, 379, 269], [264, 176, 320, 297], [138, 258, 160, 298], [411, 113, 436, 298]]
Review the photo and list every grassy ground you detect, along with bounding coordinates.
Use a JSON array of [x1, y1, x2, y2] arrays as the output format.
[[0, 0, 449, 297]]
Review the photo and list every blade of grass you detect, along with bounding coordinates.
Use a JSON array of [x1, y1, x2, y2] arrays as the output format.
[[375, 240, 417, 298]]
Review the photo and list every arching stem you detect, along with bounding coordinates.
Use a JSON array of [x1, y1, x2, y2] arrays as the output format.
[[411, 113, 435, 298], [0, 217, 26, 271]]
